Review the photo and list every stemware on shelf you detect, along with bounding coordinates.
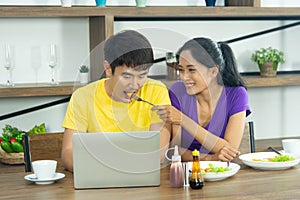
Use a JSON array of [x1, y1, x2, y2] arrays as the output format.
[[3, 44, 14, 87], [49, 44, 58, 85]]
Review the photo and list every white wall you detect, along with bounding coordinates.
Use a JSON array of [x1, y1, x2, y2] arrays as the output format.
[[0, 18, 89, 133], [0, 18, 89, 84], [0, 0, 223, 6], [114, 20, 300, 75], [247, 86, 300, 139], [0, 0, 300, 7], [0, 1, 300, 140], [113, 21, 300, 140], [0, 97, 68, 133]]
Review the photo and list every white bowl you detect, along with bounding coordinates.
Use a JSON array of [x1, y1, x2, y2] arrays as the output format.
[[187, 161, 240, 181], [282, 139, 300, 158]]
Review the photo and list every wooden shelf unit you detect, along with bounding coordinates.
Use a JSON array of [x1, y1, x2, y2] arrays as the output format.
[[2, 6, 300, 18], [0, 82, 82, 98], [2, 74, 300, 98], [1, 6, 300, 97], [160, 74, 300, 89], [243, 74, 300, 88]]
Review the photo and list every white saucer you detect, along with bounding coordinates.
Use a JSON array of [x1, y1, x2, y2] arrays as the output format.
[[24, 173, 65, 185]]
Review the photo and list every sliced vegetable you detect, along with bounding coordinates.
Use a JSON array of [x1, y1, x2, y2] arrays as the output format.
[[252, 155, 295, 162], [202, 163, 231, 174], [270, 155, 295, 162]]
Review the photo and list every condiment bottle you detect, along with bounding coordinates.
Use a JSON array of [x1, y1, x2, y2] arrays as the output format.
[[189, 149, 204, 189], [170, 145, 184, 188]]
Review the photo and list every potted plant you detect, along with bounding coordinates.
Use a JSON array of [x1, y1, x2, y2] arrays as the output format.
[[251, 47, 285, 77], [79, 65, 89, 84]]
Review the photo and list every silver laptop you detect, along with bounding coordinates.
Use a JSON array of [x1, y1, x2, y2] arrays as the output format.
[[72, 131, 160, 189]]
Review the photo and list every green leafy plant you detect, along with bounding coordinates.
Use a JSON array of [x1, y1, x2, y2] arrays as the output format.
[[251, 47, 285, 71], [79, 65, 89, 73]]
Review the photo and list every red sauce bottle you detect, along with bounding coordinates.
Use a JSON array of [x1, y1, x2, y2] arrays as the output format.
[[170, 145, 184, 188]]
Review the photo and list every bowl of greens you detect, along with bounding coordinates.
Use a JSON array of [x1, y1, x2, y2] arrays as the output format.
[[187, 161, 240, 181]]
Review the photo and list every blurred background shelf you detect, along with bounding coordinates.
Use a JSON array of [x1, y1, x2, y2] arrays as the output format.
[[1, 6, 300, 19], [160, 74, 300, 89], [2, 74, 300, 98], [243, 74, 300, 88], [0, 82, 82, 98]]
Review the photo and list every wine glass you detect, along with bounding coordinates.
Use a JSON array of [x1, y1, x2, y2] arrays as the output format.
[[49, 44, 58, 85], [3, 44, 14, 86]]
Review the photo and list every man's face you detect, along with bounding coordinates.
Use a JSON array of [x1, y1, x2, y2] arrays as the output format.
[[108, 65, 149, 102]]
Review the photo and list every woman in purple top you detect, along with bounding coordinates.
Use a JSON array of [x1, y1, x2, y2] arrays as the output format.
[[153, 37, 251, 162]]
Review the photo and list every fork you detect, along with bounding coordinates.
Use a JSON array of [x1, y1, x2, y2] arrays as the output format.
[[131, 93, 155, 106], [227, 161, 230, 167], [227, 151, 240, 167], [268, 146, 281, 155]]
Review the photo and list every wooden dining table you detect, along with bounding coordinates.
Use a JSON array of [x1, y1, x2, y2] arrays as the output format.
[[0, 161, 299, 200]]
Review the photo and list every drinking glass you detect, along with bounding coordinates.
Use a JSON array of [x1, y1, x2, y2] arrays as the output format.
[[3, 44, 14, 86], [49, 44, 58, 85]]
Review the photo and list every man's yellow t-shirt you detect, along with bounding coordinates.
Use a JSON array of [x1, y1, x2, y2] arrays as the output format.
[[62, 78, 171, 132]]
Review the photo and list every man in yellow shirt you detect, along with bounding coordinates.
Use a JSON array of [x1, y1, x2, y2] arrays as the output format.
[[61, 30, 171, 172]]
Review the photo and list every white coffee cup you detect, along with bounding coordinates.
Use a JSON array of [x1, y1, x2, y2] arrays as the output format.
[[32, 160, 57, 180], [282, 139, 300, 158]]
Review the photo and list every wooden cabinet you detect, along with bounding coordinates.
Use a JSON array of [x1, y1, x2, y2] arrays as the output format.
[[0, 6, 300, 97]]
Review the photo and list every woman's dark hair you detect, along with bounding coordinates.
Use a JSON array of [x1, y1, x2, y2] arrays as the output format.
[[104, 30, 154, 74], [177, 37, 246, 88]]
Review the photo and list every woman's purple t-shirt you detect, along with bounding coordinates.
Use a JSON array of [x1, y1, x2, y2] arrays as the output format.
[[169, 81, 251, 154]]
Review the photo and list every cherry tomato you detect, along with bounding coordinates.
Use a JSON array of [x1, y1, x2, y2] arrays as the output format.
[[9, 138, 17, 143]]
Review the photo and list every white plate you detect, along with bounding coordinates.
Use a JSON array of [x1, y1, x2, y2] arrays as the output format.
[[187, 161, 240, 181], [24, 173, 65, 185], [239, 152, 300, 170]]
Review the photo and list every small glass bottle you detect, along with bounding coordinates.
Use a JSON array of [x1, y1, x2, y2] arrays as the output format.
[[165, 52, 179, 80], [189, 149, 204, 189], [170, 145, 184, 188]]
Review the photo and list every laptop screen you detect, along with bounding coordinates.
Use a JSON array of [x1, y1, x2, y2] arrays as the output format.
[[72, 131, 161, 189]]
